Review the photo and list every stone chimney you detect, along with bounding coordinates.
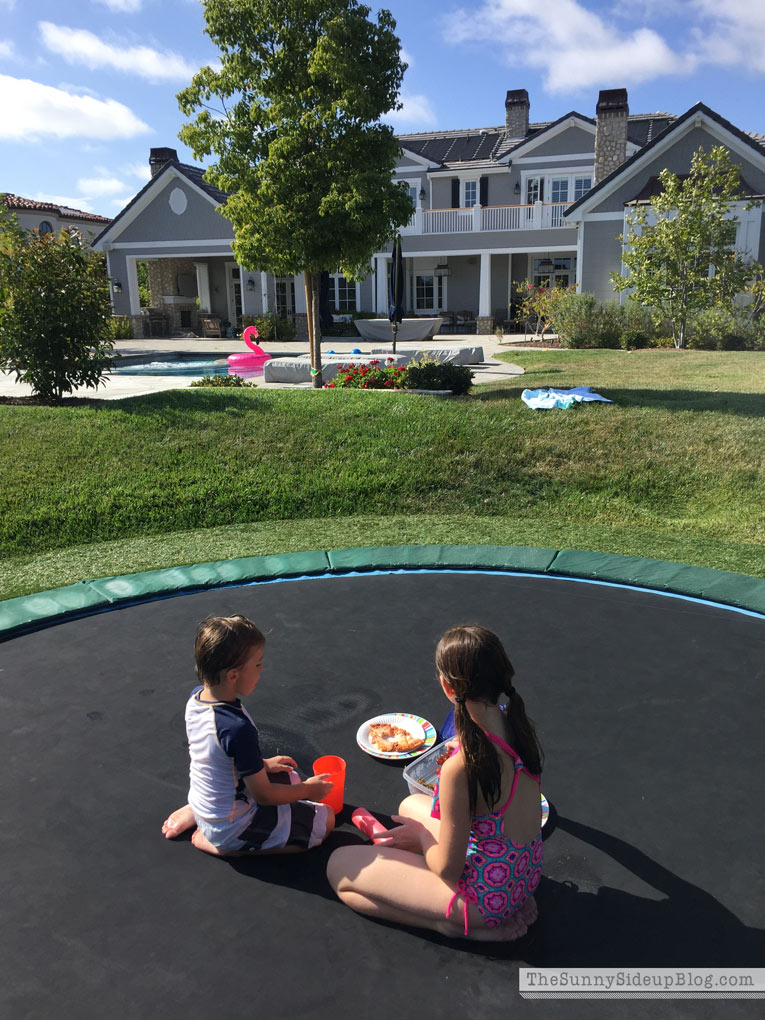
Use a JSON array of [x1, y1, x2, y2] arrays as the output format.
[[149, 147, 179, 177], [505, 89, 529, 139], [594, 89, 629, 184]]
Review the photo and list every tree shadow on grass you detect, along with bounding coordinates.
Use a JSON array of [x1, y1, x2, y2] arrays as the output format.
[[473, 386, 765, 416], [98, 388, 272, 418]]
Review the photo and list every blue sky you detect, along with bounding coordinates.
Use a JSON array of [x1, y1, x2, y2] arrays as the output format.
[[1, 0, 764, 218]]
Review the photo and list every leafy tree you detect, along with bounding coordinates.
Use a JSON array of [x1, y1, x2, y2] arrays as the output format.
[[0, 202, 114, 401], [612, 146, 762, 348], [177, 0, 413, 386]]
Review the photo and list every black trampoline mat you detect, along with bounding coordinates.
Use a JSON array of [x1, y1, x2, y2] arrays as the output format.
[[2, 570, 764, 1019]]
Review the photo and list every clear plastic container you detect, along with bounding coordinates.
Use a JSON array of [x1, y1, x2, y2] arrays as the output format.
[[402, 740, 451, 796]]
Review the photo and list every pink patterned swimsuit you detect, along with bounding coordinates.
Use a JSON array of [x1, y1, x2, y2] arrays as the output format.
[[431, 733, 543, 934]]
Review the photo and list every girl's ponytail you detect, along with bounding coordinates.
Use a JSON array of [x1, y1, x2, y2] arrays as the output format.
[[505, 681, 543, 777], [436, 624, 544, 811]]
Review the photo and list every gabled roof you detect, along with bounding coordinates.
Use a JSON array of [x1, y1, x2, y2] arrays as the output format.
[[396, 111, 677, 170], [564, 102, 765, 219], [92, 160, 227, 247], [2, 193, 111, 224]]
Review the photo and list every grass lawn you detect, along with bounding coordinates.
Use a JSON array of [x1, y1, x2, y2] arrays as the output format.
[[1, 349, 763, 601]]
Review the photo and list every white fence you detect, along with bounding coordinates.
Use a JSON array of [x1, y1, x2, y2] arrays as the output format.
[[420, 203, 569, 234]]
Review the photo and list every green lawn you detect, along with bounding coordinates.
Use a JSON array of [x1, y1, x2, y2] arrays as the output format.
[[1, 349, 763, 600]]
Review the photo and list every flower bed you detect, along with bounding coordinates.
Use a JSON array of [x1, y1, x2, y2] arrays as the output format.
[[325, 356, 472, 394]]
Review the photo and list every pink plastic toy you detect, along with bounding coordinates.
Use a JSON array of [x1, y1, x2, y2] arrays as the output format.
[[227, 325, 273, 369], [351, 808, 389, 842]]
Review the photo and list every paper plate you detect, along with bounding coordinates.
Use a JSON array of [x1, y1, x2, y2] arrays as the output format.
[[541, 793, 550, 828], [357, 713, 437, 760]]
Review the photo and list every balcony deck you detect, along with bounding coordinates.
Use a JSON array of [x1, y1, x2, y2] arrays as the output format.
[[401, 202, 570, 235]]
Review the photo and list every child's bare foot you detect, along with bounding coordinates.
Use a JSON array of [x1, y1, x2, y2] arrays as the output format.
[[191, 827, 225, 856], [161, 804, 196, 839]]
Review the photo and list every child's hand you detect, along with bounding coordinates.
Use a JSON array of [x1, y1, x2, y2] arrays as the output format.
[[265, 755, 298, 773], [373, 815, 424, 853], [304, 773, 333, 800]]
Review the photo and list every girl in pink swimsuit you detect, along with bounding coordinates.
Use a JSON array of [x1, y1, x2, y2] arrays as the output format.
[[327, 624, 544, 941]]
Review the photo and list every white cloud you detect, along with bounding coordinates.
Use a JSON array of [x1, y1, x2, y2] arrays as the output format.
[[77, 174, 127, 196], [125, 160, 151, 181], [0, 73, 151, 140], [109, 194, 134, 209], [57, 82, 103, 99], [446, 0, 696, 93], [400, 48, 414, 68], [31, 192, 96, 212], [0, 39, 15, 60], [691, 0, 765, 72], [386, 92, 437, 128], [0, 0, 16, 9], [39, 21, 198, 82], [93, 0, 142, 11]]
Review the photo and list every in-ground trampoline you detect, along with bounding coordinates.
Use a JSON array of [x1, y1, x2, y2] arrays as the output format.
[[1, 546, 764, 1020]]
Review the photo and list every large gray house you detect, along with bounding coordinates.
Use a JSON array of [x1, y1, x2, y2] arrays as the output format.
[[93, 87, 765, 338]]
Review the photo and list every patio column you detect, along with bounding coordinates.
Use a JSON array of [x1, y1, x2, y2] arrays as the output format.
[[478, 252, 491, 317], [260, 271, 269, 313], [376, 255, 388, 315], [194, 262, 211, 313], [476, 252, 494, 334]]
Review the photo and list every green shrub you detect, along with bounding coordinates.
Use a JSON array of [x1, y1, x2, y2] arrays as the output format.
[[108, 315, 134, 340], [550, 291, 598, 347], [241, 313, 296, 341], [398, 356, 472, 395], [0, 214, 114, 400], [687, 305, 765, 351], [190, 373, 254, 387]]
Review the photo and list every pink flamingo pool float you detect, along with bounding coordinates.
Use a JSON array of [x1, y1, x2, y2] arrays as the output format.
[[227, 326, 272, 371]]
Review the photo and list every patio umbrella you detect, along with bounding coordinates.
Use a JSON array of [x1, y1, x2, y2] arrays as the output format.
[[388, 234, 405, 353]]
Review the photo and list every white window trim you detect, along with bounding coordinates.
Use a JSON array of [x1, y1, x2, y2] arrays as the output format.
[[521, 168, 594, 204], [329, 272, 361, 312]]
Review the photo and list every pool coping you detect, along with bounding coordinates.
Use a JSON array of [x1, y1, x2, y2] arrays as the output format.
[[2, 544, 764, 640]]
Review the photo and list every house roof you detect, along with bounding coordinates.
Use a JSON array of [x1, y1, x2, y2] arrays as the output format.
[[91, 160, 228, 247], [396, 111, 678, 169], [2, 193, 111, 224], [626, 173, 764, 205], [564, 101, 765, 218]]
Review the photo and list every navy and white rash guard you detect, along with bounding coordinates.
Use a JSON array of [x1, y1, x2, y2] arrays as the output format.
[[185, 686, 264, 823]]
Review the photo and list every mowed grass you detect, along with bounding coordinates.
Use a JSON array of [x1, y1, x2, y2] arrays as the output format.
[[1, 349, 763, 600]]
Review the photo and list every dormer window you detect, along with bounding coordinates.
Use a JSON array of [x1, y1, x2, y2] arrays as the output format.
[[38, 221, 53, 234]]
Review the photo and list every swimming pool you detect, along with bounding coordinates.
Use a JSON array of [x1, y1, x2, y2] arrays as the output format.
[[113, 357, 267, 379]]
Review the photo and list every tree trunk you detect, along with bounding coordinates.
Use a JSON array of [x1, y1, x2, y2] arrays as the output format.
[[304, 270, 315, 351], [310, 270, 323, 388]]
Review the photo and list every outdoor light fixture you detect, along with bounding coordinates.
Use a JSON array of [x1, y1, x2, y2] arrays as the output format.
[[246, 277, 255, 291], [112, 279, 122, 293], [538, 258, 554, 270], [419, 187, 426, 202], [433, 264, 451, 278], [514, 181, 521, 194]]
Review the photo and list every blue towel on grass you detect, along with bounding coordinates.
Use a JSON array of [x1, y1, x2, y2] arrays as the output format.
[[521, 386, 612, 410]]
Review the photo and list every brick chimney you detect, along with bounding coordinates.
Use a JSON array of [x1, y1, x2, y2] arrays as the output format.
[[505, 89, 529, 140], [594, 89, 628, 184], [149, 147, 179, 177]]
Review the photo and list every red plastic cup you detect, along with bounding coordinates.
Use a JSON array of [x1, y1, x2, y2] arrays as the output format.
[[351, 807, 389, 842], [312, 755, 346, 814]]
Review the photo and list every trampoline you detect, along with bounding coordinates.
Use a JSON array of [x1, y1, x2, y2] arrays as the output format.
[[1, 547, 764, 1019]]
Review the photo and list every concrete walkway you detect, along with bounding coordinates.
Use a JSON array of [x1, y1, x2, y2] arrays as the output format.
[[0, 332, 526, 400]]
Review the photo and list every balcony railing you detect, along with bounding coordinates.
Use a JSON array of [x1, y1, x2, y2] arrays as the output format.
[[400, 202, 571, 235]]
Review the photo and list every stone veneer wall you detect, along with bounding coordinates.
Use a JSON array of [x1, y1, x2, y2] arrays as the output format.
[[147, 257, 200, 334], [594, 89, 629, 185], [476, 315, 494, 335]]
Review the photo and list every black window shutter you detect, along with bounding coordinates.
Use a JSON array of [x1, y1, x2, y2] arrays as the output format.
[[451, 178, 460, 208], [479, 176, 488, 206], [539, 178, 544, 202]]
